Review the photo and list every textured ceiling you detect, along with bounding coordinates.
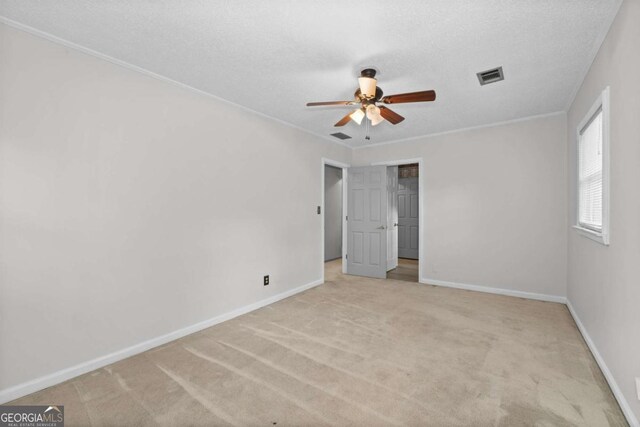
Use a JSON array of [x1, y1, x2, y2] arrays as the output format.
[[0, 1, 622, 147]]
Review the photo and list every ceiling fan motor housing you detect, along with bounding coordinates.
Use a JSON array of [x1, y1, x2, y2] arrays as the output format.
[[354, 87, 384, 103]]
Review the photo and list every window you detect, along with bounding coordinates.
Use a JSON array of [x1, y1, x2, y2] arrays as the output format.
[[578, 109, 603, 230], [574, 87, 609, 245]]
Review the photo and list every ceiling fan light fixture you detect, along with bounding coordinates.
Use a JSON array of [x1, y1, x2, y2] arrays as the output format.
[[366, 104, 380, 118], [366, 104, 384, 126], [349, 108, 365, 125], [370, 115, 384, 126], [358, 77, 377, 99]]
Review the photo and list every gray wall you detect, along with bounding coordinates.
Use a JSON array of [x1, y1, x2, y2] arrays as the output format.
[[0, 23, 351, 396], [566, 0, 640, 422], [324, 165, 342, 261], [352, 113, 568, 299]]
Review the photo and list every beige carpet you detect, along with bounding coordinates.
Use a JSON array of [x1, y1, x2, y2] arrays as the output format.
[[10, 260, 626, 426], [387, 258, 419, 282]]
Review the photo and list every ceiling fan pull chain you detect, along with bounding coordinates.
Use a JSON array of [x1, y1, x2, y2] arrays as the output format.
[[365, 116, 371, 140]]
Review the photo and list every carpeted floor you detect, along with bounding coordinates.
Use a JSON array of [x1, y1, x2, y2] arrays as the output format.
[[10, 260, 626, 426], [387, 258, 419, 282]]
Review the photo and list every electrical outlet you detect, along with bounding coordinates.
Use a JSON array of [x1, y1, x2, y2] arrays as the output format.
[[264, 275, 269, 286], [636, 377, 640, 401]]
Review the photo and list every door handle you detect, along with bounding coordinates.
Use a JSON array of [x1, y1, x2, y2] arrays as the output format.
[[377, 225, 386, 230], [394, 223, 398, 227]]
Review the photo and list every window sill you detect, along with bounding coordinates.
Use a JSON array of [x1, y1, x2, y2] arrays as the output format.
[[573, 225, 609, 246]]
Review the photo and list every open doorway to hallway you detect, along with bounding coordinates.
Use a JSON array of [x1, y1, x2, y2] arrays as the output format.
[[323, 158, 423, 284], [386, 163, 419, 283], [321, 158, 349, 282], [324, 164, 343, 264]]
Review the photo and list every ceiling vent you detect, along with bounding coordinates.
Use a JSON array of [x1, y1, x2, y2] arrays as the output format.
[[477, 66, 504, 86], [331, 132, 352, 140]]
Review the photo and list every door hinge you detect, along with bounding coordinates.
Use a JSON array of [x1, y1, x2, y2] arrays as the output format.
[[345, 254, 348, 260], [346, 215, 348, 221]]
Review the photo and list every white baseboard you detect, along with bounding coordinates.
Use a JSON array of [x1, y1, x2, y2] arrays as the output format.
[[0, 278, 323, 404], [420, 277, 567, 304], [566, 300, 639, 427]]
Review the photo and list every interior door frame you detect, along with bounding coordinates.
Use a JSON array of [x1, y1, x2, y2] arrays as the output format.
[[321, 158, 350, 281], [371, 158, 424, 282]]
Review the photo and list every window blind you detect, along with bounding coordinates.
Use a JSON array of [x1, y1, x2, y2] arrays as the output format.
[[578, 108, 603, 231]]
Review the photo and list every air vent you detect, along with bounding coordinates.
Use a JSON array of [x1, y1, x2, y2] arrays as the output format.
[[331, 132, 352, 140], [477, 66, 504, 86]]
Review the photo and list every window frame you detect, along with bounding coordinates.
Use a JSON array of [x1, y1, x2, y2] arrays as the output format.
[[573, 86, 610, 245]]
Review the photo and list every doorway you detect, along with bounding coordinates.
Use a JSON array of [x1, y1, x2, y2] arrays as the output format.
[[322, 158, 423, 284], [324, 164, 343, 262], [387, 163, 419, 282], [321, 158, 349, 282], [338, 158, 423, 283]]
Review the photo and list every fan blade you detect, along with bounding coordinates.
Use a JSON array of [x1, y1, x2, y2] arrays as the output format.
[[381, 90, 436, 104], [378, 106, 405, 125], [306, 100, 355, 107], [334, 112, 353, 127]]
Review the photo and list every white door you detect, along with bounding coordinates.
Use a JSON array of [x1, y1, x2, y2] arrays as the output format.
[[386, 166, 398, 271], [346, 166, 388, 279], [398, 176, 419, 259]]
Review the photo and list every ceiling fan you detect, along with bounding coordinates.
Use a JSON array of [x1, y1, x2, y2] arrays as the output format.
[[306, 68, 436, 139]]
